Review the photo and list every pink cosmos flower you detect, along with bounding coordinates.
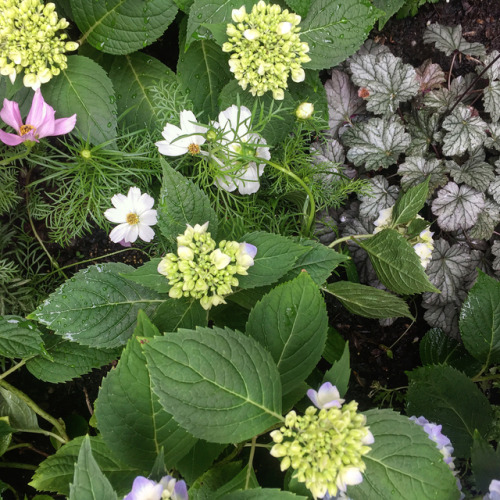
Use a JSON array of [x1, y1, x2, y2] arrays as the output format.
[[0, 89, 76, 146]]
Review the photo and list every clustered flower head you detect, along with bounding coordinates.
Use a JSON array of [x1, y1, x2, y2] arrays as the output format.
[[0, 0, 79, 89], [410, 416, 464, 499], [124, 474, 188, 500], [373, 206, 434, 269], [0, 88, 76, 146], [157, 222, 257, 310], [222, 1, 311, 100], [156, 106, 270, 195], [270, 383, 374, 499]]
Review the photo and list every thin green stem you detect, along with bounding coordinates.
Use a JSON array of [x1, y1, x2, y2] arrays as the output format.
[[0, 359, 26, 381], [328, 233, 373, 249], [472, 372, 500, 383], [0, 379, 69, 443], [0, 462, 37, 471], [264, 160, 316, 236], [245, 436, 257, 490], [13, 427, 67, 445], [0, 148, 30, 166]]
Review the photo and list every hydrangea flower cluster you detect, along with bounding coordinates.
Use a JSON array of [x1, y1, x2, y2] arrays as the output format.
[[124, 474, 188, 500], [157, 222, 257, 310], [156, 107, 270, 195], [373, 206, 434, 268], [410, 416, 463, 499], [0, 0, 79, 89], [270, 383, 373, 499], [222, 1, 311, 100]]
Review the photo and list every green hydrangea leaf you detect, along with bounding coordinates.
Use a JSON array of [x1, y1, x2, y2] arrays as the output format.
[[358, 175, 399, 219], [325, 281, 413, 319], [220, 490, 308, 499], [109, 52, 176, 131], [283, 0, 311, 17], [29, 436, 140, 496], [42, 55, 117, 145], [69, 436, 118, 500], [349, 409, 459, 500], [484, 81, 500, 122], [70, 0, 177, 55], [28, 263, 162, 349], [392, 177, 429, 226], [0, 386, 39, 431], [0, 316, 44, 359], [177, 40, 232, 121], [95, 320, 197, 470], [301, 0, 381, 70], [441, 105, 487, 156], [157, 158, 219, 242], [350, 52, 419, 115], [246, 272, 327, 394], [122, 259, 170, 294], [471, 432, 500, 492], [406, 365, 493, 458], [145, 326, 282, 443], [357, 229, 439, 295], [152, 297, 208, 333], [398, 156, 448, 192], [431, 181, 485, 231], [372, 0, 405, 30], [342, 116, 411, 170], [448, 149, 494, 192], [26, 334, 119, 383], [176, 440, 227, 484], [460, 270, 500, 366], [423, 23, 486, 57]]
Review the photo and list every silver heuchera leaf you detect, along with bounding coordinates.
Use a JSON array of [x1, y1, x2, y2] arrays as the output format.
[[358, 175, 399, 219], [415, 59, 446, 92], [423, 74, 476, 113], [325, 69, 366, 138], [487, 161, 500, 203], [485, 123, 500, 151], [350, 52, 419, 115], [448, 149, 495, 192], [478, 50, 500, 81], [342, 116, 411, 171], [311, 139, 356, 183], [349, 39, 391, 62], [398, 156, 448, 192], [492, 241, 500, 275], [441, 105, 487, 156], [405, 110, 440, 156], [484, 81, 500, 122], [468, 198, 500, 240], [432, 181, 485, 231], [423, 23, 486, 57], [423, 302, 460, 338]]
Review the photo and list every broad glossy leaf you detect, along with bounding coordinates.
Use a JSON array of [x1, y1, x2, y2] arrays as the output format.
[[357, 229, 439, 295], [70, 0, 177, 54], [324, 69, 365, 138], [0, 386, 39, 430], [460, 270, 500, 365], [350, 52, 419, 115], [176, 440, 227, 484], [96, 322, 197, 470], [123, 259, 170, 294], [441, 106, 487, 156], [28, 263, 162, 349], [431, 182, 485, 231], [325, 281, 413, 319], [423, 23, 486, 57], [322, 341, 350, 397], [42, 56, 117, 145], [0, 316, 44, 358], [392, 177, 429, 226], [29, 436, 140, 496], [237, 232, 309, 289], [157, 159, 219, 242], [358, 175, 398, 219], [246, 273, 327, 394], [342, 116, 411, 171], [109, 52, 176, 131], [152, 297, 208, 333], [145, 326, 282, 443], [177, 40, 232, 121], [69, 436, 118, 500], [301, 0, 380, 70], [26, 334, 119, 383], [406, 365, 493, 458], [398, 156, 447, 192], [471, 432, 500, 492], [349, 409, 459, 500]]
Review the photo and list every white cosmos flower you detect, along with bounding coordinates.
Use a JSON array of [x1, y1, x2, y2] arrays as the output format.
[[104, 187, 157, 244], [212, 105, 270, 195], [156, 110, 207, 156]]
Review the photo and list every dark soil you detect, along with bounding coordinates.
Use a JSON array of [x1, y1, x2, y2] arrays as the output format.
[[4, 0, 498, 497]]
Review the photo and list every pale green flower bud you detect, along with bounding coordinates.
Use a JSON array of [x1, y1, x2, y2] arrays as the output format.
[[276, 22, 292, 35], [178, 246, 195, 261], [295, 102, 314, 120], [291, 67, 305, 82], [169, 283, 184, 299], [243, 29, 260, 40], [273, 88, 285, 100], [232, 6, 246, 22], [65, 41, 79, 51], [222, 42, 233, 52]]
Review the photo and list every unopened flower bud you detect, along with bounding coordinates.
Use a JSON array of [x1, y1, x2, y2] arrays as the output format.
[[295, 102, 314, 120]]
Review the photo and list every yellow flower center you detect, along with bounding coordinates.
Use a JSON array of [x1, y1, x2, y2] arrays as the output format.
[[20, 124, 35, 136], [126, 213, 140, 225], [188, 143, 201, 155]]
